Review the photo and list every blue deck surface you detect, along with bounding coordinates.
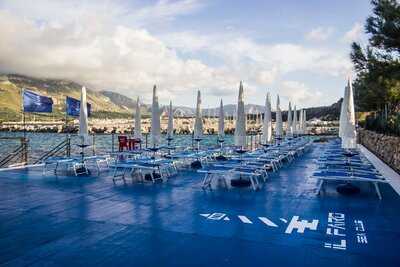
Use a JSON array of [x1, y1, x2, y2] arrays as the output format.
[[1, 142, 400, 266]]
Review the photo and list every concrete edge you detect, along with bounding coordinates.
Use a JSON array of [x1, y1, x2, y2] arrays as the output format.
[[0, 163, 44, 172], [359, 144, 400, 197]]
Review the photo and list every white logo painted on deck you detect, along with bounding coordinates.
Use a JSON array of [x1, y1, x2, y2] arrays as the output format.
[[199, 211, 369, 251]]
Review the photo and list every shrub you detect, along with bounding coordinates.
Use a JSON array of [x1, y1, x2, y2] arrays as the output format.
[[364, 112, 400, 136]]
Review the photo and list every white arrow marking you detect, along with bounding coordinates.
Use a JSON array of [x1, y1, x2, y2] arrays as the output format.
[[238, 215, 253, 224], [208, 213, 226, 220], [258, 217, 278, 227], [223, 217, 230, 221], [280, 218, 288, 223], [200, 213, 210, 218]]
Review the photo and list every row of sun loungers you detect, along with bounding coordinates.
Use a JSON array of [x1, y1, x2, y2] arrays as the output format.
[[110, 148, 206, 184], [37, 137, 391, 198], [311, 140, 388, 199], [41, 137, 313, 193], [199, 137, 313, 191], [106, 137, 313, 189]]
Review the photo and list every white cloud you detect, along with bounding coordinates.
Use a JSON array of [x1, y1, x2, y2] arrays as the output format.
[[0, 10, 239, 105], [0, 1, 350, 107], [280, 81, 323, 107], [0, 0, 206, 27], [342, 22, 363, 43], [305, 27, 334, 41], [162, 32, 352, 77], [160, 31, 210, 52], [133, 0, 205, 24], [256, 69, 278, 85]]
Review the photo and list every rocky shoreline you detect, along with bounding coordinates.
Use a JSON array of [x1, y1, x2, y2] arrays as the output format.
[[0, 118, 238, 134], [0, 118, 338, 135]]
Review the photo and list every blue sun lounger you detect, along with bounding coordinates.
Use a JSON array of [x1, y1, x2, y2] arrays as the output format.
[[43, 155, 112, 176], [313, 143, 389, 199], [111, 158, 177, 184], [43, 157, 88, 176], [199, 164, 264, 191], [312, 170, 388, 199]]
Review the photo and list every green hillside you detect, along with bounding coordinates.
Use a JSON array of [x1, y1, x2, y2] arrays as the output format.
[[0, 74, 142, 121], [0, 73, 342, 123]]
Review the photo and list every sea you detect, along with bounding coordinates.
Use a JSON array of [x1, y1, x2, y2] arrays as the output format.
[[0, 132, 238, 164]]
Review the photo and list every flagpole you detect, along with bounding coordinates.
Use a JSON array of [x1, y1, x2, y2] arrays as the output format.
[[21, 88, 26, 139], [65, 97, 68, 133], [23, 112, 26, 139], [65, 97, 69, 157]]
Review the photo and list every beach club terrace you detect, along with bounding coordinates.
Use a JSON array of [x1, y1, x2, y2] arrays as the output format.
[[0, 81, 400, 267]]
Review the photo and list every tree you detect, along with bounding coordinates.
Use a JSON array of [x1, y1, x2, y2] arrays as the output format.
[[350, 0, 400, 113]]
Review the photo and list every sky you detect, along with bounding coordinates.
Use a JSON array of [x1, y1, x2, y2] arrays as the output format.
[[0, 0, 372, 109]]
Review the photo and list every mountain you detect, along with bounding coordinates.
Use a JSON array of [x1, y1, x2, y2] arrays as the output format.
[[101, 90, 137, 111], [304, 99, 342, 121], [0, 74, 146, 120], [0, 73, 341, 121], [201, 101, 341, 121], [202, 104, 264, 117]]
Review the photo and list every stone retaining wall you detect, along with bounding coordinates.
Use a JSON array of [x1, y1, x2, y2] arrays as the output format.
[[358, 129, 400, 173]]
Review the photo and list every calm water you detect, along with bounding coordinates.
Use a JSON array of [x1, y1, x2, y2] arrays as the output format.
[[0, 132, 238, 164]]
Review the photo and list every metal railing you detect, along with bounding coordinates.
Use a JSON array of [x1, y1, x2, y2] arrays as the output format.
[[34, 136, 71, 164], [0, 132, 262, 168], [0, 137, 29, 168]]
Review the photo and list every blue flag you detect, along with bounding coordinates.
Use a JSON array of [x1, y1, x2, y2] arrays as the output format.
[[66, 96, 91, 117], [23, 89, 53, 113]]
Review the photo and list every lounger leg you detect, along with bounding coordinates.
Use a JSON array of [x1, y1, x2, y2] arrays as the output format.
[[264, 171, 268, 182], [209, 173, 214, 189], [55, 162, 59, 174], [73, 164, 78, 176], [250, 176, 257, 191], [165, 166, 170, 180], [140, 170, 145, 182], [112, 167, 118, 184], [83, 163, 88, 175], [316, 179, 324, 195], [160, 167, 167, 181], [122, 168, 128, 184], [134, 169, 143, 183], [130, 168, 137, 183], [207, 173, 215, 190], [96, 161, 100, 175], [373, 182, 382, 200], [202, 173, 214, 189], [278, 159, 283, 168], [202, 173, 210, 189], [255, 175, 261, 189], [171, 163, 175, 174], [43, 163, 47, 176], [223, 175, 228, 189], [165, 166, 171, 178], [255, 176, 260, 190]]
